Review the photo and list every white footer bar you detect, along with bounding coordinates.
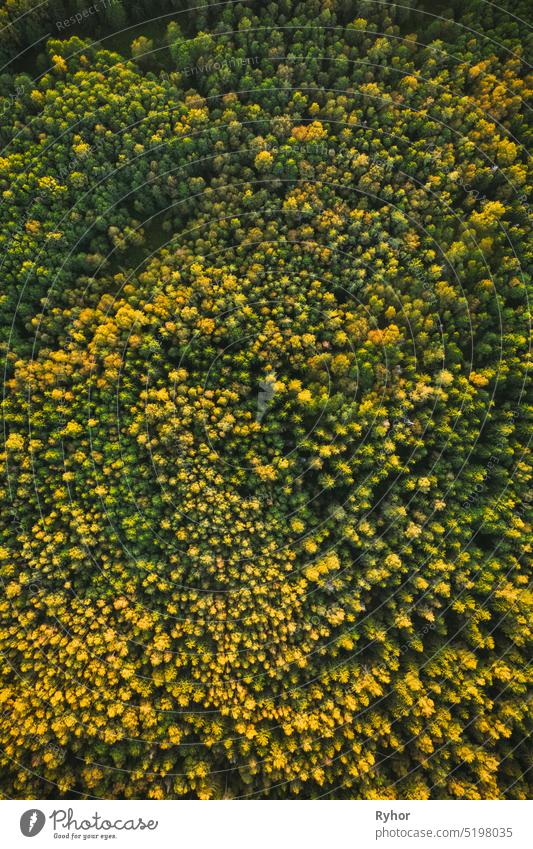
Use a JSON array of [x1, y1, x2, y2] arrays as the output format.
[[2, 799, 531, 849]]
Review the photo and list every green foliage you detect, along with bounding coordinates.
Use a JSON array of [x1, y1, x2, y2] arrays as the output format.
[[0, 0, 531, 800]]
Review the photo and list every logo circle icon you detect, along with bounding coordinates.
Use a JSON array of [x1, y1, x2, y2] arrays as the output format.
[[20, 810, 46, 837]]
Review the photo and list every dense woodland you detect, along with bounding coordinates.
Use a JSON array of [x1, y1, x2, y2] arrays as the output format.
[[0, 0, 531, 799]]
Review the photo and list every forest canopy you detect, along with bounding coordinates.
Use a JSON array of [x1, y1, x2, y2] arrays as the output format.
[[0, 0, 531, 799]]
